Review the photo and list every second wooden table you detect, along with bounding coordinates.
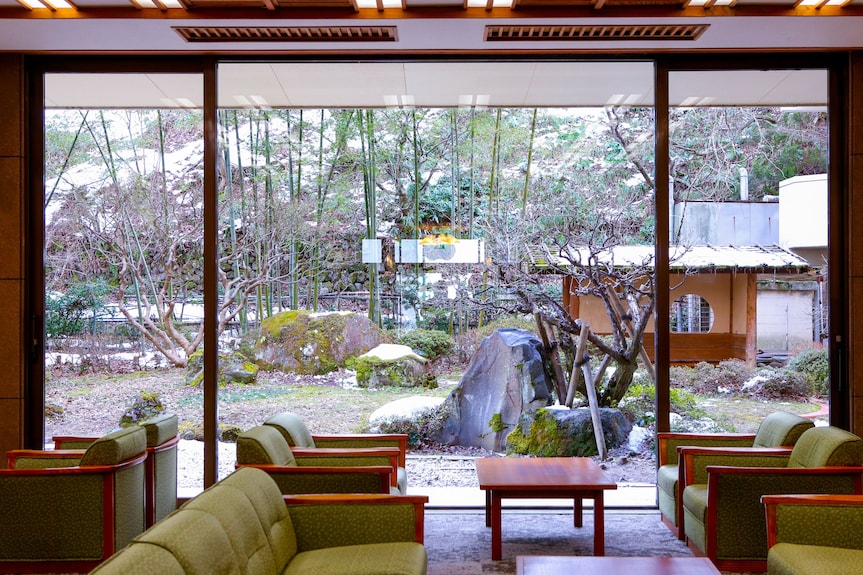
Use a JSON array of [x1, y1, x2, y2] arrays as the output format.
[[475, 457, 618, 560]]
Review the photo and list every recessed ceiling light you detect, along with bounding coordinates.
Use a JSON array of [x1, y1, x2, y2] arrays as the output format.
[[466, 0, 511, 7]]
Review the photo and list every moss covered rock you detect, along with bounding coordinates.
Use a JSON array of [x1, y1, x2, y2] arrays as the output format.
[[185, 349, 259, 386], [506, 407, 632, 457], [255, 310, 391, 375], [350, 344, 437, 388]]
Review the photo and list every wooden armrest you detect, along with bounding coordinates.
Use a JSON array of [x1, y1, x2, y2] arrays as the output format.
[[7, 448, 86, 468], [52, 435, 99, 449], [291, 447, 400, 458], [238, 463, 394, 493], [291, 447, 400, 487], [762, 493, 863, 507], [679, 446, 792, 486], [238, 463, 393, 475], [707, 464, 863, 477], [311, 434, 408, 465], [2, 452, 147, 475], [657, 432, 757, 466]]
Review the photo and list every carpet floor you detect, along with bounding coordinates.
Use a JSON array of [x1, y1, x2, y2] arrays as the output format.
[[424, 509, 755, 575]]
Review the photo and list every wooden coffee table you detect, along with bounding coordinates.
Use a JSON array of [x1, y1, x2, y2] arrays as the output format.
[[475, 457, 617, 560], [517, 556, 722, 574]]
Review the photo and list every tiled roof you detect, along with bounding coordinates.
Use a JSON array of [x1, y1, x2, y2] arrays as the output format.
[[527, 244, 812, 273]]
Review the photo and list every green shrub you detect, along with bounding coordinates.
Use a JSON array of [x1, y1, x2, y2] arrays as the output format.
[[787, 347, 829, 397], [618, 382, 705, 427], [670, 359, 754, 394], [45, 280, 111, 338], [746, 368, 810, 399], [398, 329, 454, 360]]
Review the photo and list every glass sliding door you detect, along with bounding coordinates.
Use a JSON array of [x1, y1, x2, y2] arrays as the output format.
[[42, 71, 207, 487], [665, 68, 830, 433], [216, 60, 658, 501]]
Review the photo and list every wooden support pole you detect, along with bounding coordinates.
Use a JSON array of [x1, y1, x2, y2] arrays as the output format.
[[534, 311, 567, 402], [577, 322, 607, 460]]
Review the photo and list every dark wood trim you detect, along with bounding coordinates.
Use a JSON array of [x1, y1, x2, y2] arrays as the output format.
[[203, 58, 218, 488]]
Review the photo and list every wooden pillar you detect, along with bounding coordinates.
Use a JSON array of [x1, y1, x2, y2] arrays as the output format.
[[745, 273, 757, 368], [847, 52, 863, 435], [0, 54, 26, 465]]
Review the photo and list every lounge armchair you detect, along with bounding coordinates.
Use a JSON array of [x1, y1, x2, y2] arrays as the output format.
[[0, 426, 147, 574], [236, 425, 401, 494], [679, 425, 863, 572], [265, 411, 409, 493], [51, 413, 180, 527], [762, 493, 863, 575], [657, 411, 814, 539], [89, 466, 428, 575]]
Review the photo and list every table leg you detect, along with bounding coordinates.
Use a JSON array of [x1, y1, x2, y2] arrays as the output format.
[[491, 492, 502, 560], [593, 492, 605, 556], [485, 489, 491, 527], [573, 498, 583, 528]]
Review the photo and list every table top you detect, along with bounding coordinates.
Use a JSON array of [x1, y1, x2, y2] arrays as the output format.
[[475, 457, 617, 491], [517, 556, 721, 575]]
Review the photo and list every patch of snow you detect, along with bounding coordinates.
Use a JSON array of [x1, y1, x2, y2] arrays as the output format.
[[360, 344, 426, 363], [368, 396, 444, 432], [628, 425, 651, 451], [307, 311, 352, 319]]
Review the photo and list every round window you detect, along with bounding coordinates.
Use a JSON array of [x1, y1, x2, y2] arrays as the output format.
[[669, 293, 714, 334]]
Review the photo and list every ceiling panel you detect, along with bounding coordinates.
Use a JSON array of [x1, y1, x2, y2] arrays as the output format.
[[45, 73, 203, 108], [43, 63, 829, 109], [669, 69, 828, 106]]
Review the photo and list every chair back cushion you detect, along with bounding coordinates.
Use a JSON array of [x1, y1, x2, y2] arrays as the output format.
[[220, 467, 298, 569], [752, 412, 815, 448], [788, 426, 863, 468], [79, 426, 147, 467], [237, 425, 297, 466], [140, 413, 179, 447], [264, 412, 316, 447], [136, 508, 243, 575]]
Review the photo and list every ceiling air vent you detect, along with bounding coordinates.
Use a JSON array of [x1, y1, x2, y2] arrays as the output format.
[[174, 25, 398, 43], [485, 24, 708, 42]]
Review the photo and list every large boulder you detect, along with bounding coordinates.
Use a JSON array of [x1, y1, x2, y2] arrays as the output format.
[[432, 328, 553, 451], [254, 310, 391, 375], [506, 407, 632, 457]]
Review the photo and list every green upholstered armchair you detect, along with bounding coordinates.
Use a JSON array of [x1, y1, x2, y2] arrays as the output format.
[[0, 426, 147, 574], [265, 411, 409, 493], [679, 426, 863, 572], [51, 413, 180, 528], [657, 411, 814, 539], [236, 425, 400, 495], [762, 494, 863, 575]]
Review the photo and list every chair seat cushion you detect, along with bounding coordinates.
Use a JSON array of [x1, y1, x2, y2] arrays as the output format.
[[656, 464, 678, 497], [682, 484, 708, 522], [282, 542, 427, 575], [768, 543, 863, 575]]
